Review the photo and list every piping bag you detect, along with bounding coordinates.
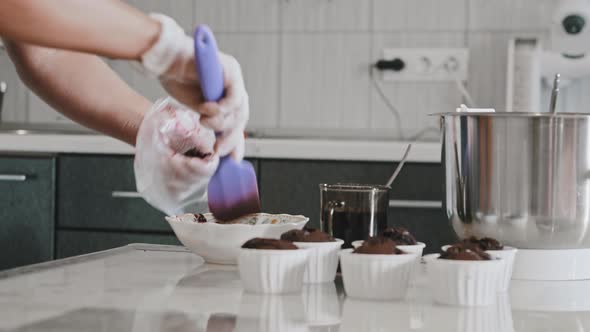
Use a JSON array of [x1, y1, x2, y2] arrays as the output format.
[[194, 25, 261, 221]]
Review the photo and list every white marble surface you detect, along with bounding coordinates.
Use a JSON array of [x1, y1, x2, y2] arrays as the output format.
[[0, 134, 441, 162], [1, 244, 590, 332]]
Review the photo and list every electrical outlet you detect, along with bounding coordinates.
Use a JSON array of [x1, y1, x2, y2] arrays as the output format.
[[380, 48, 469, 82]]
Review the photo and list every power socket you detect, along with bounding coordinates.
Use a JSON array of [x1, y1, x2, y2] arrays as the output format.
[[379, 48, 469, 82]]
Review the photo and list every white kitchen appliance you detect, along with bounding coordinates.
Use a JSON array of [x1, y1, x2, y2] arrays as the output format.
[[499, 0, 590, 281], [507, 0, 590, 112]]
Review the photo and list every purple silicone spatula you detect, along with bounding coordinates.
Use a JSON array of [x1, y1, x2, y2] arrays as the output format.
[[194, 25, 261, 221]]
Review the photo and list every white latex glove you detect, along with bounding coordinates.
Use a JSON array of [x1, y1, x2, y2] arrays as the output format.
[[134, 98, 219, 215], [140, 14, 249, 160]]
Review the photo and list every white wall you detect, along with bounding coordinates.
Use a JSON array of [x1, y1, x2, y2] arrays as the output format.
[[0, 0, 568, 140]]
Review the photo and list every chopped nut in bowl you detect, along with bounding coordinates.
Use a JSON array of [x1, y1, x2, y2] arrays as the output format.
[[166, 213, 309, 264]]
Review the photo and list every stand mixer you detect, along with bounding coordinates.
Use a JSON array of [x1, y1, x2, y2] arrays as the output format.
[[459, 0, 590, 281], [507, 0, 590, 113]]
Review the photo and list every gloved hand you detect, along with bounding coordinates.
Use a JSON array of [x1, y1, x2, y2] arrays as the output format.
[[140, 14, 249, 160], [134, 98, 219, 215]]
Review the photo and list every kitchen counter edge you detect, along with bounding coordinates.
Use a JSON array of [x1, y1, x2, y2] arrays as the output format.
[[0, 133, 441, 162]]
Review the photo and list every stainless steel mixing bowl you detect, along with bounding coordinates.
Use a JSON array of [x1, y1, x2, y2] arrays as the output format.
[[440, 112, 590, 249]]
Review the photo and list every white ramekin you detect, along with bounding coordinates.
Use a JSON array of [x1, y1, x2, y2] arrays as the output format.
[[352, 240, 425, 282], [340, 248, 415, 301], [294, 239, 344, 284], [238, 248, 310, 294], [486, 246, 517, 292], [441, 244, 518, 293], [397, 242, 427, 281], [427, 254, 504, 307]]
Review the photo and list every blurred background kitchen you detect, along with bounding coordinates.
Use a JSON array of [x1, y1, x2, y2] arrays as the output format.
[[3, 0, 580, 138], [0, 0, 587, 270]]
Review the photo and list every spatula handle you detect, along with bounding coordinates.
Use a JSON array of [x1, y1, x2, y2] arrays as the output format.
[[194, 25, 224, 103]]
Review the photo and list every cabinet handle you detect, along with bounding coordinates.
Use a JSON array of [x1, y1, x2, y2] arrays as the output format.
[[111, 191, 142, 198], [389, 200, 442, 209], [0, 174, 27, 182]]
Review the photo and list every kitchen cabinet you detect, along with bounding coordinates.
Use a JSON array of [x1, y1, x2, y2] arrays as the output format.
[[0, 150, 448, 267], [259, 159, 450, 253], [55, 155, 261, 259], [0, 155, 55, 269], [388, 207, 456, 254], [57, 155, 169, 232], [57, 155, 259, 232], [55, 230, 179, 259]]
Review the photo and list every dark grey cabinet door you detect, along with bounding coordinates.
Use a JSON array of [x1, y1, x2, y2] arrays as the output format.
[[259, 159, 451, 252], [388, 208, 457, 254], [56, 230, 179, 259], [58, 155, 259, 232], [0, 156, 55, 269], [57, 155, 168, 232]]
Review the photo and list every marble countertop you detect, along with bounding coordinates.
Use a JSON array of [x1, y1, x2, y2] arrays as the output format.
[[0, 133, 441, 162], [1, 244, 589, 332]]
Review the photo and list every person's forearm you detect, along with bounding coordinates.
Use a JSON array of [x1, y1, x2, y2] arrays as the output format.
[[0, 0, 160, 60], [5, 40, 151, 146]]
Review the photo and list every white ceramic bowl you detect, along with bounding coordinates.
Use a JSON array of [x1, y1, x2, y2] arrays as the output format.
[[427, 254, 504, 307], [295, 239, 344, 284], [340, 248, 415, 301], [166, 213, 308, 264], [238, 248, 310, 294]]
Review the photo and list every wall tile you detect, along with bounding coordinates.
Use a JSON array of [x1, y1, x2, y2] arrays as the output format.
[[5, 0, 569, 138], [370, 33, 465, 139], [130, 73, 167, 103], [216, 34, 280, 128], [282, 0, 370, 32], [107, 59, 136, 87], [469, 0, 555, 31], [0, 52, 28, 122], [27, 92, 75, 124], [109, 58, 165, 104], [280, 33, 371, 129], [467, 31, 547, 111], [373, 0, 468, 32], [131, 0, 194, 31], [194, 0, 280, 32], [547, 78, 590, 113]]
